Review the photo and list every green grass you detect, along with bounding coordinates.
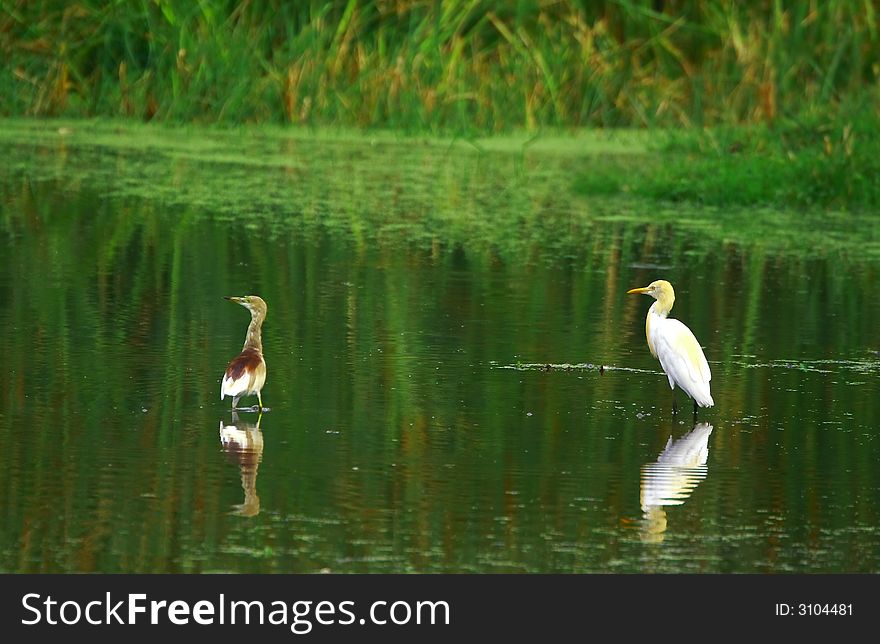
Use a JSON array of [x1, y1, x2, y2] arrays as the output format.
[[3, 0, 879, 211], [574, 100, 880, 211], [2, 1, 878, 132], [2, 117, 878, 258]]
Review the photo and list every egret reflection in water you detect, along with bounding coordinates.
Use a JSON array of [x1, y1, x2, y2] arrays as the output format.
[[640, 422, 713, 542], [219, 413, 265, 517]]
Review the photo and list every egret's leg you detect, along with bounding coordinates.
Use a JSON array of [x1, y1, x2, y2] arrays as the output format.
[[672, 396, 678, 415], [693, 399, 698, 417]]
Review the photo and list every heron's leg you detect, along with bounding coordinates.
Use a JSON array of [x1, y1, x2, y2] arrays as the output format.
[[257, 390, 264, 411], [232, 394, 241, 410]]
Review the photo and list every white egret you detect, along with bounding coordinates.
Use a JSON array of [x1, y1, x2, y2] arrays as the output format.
[[627, 280, 714, 412]]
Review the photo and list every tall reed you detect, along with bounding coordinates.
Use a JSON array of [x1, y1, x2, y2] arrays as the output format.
[[1, 1, 877, 130]]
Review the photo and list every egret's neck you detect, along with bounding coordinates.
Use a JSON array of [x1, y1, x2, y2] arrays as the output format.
[[242, 312, 264, 353], [650, 292, 674, 318]]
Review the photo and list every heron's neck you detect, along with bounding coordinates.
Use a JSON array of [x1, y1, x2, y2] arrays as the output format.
[[242, 313, 264, 352]]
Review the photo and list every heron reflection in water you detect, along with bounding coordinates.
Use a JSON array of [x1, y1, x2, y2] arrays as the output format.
[[640, 422, 713, 542], [219, 412, 264, 517]]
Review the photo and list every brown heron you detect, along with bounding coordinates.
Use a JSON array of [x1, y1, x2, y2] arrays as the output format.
[[221, 295, 268, 411]]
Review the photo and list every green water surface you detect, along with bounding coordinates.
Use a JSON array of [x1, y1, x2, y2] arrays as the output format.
[[1, 120, 878, 573]]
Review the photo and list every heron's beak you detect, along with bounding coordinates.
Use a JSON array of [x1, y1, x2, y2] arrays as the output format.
[[627, 286, 650, 295], [225, 296, 244, 304]]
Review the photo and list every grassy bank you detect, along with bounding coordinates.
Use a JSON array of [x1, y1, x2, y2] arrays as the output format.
[[2, 1, 877, 131], [3, 118, 879, 255], [4, 1, 879, 211], [575, 100, 880, 211]]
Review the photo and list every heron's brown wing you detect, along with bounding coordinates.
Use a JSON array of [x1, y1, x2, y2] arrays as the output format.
[[225, 348, 263, 381]]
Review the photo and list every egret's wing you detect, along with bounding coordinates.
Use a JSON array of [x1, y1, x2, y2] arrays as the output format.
[[650, 317, 714, 407], [659, 318, 711, 385]]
